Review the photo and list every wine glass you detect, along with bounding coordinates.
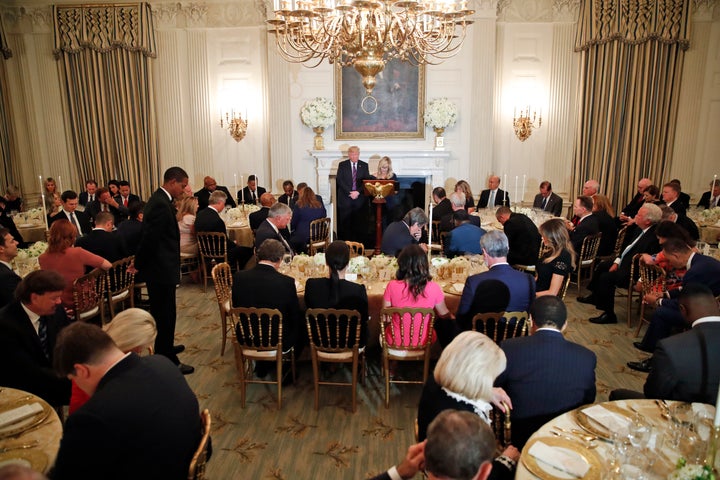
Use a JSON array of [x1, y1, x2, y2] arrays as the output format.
[[627, 413, 650, 448]]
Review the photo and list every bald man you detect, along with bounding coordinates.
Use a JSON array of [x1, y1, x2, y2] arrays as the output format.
[[194, 176, 236, 210], [477, 176, 509, 209]]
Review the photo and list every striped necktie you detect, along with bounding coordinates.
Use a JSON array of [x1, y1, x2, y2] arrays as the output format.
[[38, 317, 49, 359]]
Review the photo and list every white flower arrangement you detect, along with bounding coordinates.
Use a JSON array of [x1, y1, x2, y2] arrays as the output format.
[[224, 205, 260, 224], [424, 98, 458, 129], [16, 241, 48, 260], [667, 461, 715, 480], [300, 97, 336, 129], [292, 254, 312, 268], [431, 257, 449, 267], [511, 206, 534, 217], [312, 252, 326, 266], [689, 206, 720, 227], [347, 255, 368, 274]]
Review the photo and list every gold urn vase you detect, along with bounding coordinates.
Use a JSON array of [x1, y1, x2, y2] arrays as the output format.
[[433, 127, 445, 150], [313, 127, 325, 151]]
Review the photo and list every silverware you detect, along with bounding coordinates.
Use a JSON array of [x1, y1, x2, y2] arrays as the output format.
[[554, 426, 598, 442], [550, 429, 598, 449], [0, 440, 39, 454]]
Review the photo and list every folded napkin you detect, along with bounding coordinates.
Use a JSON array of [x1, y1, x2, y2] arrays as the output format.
[[452, 283, 464, 293], [528, 440, 589, 478], [581, 404, 630, 432], [0, 402, 43, 429]]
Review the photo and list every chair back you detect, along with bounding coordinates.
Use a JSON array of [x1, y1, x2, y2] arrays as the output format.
[[187, 409, 211, 480], [491, 401, 512, 449], [231, 307, 283, 351], [344, 241, 364, 257], [211, 262, 233, 312], [106, 256, 135, 317], [306, 308, 362, 352], [471, 311, 528, 344], [613, 225, 629, 258], [308, 217, 331, 255], [557, 275, 572, 300], [638, 261, 666, 296], [579, 232, 602, 265], [72, 267, 106, 323], [380, 307, 435, 351], [197, 232, 228, 263]]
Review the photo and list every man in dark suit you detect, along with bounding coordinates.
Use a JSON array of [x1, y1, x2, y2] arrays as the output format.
[[532, 181, 563, 217], [660, 205, 700, 241], [135, 167, 193, 374], [255, 202, 294, 254], [86, 187, 129, 226], [238, 174, 266, 205], [496, 206, 541, 266], [194, 176, 236, 210], [0, 270, 71, 406], [195, 190, 252, 270], [49, 190, 92, 236], [78, 179, 97, 207], [440, 192, 481, 233], [457, 231, 536, 326], [278, 180, 298, 208], [0, 227, 21, 308], [495, 296, 596, 448], [619, 178, 653, 222], [116, 201, 145, 256], [670, 179, 691, 210], [114, 180, 141, 210], [232, 239, 303, 379], [568, 196, 600, 255], [611, 284, 720, 403], [629, 239, 720, 368], [431, 187, 452, 222], [579, 204, 663, 324], [697, 179, 720, 209], [476, 175, 509, 209], [75, 212, 128, 264], [336, 146, 370, 242], [52, 322, 200, 480], [381, 208, 428, 257], [661, 182, 687, 218], [249, 192, 276, 231]]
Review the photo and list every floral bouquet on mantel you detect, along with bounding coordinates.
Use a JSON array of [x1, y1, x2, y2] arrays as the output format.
[[424, 97, 458, 150], [300, 97, 336, 150]]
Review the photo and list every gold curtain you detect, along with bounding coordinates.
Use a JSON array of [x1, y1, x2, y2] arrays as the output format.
[[0, 16, 15, 189], [53, 3, 159, 199], [573, 0, 690, 209]]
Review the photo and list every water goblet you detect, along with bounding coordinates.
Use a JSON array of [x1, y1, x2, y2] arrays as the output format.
[[627, 413, 650, 448]]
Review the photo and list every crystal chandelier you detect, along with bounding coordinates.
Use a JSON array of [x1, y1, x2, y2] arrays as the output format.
[[266, 0, 475, 99]]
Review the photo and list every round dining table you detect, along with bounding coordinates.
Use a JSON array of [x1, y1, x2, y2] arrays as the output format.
[[0, 387, 63, 473]]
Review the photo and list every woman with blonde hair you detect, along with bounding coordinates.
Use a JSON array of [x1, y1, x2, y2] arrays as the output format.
[[43, 177, 57, 213], [536, 218, 576, 297], [373, 156, 397, 180], [591, 194, 618, 256], [176, 196, 198, 255], [454, 180, 476, 213]]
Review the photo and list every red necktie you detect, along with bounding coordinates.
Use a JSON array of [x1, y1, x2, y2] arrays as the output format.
[[123, 197, 128, 207]]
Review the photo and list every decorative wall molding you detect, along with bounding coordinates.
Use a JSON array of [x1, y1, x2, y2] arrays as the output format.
[[497, 0, 580, 22], [152, 2, 264, 29], [1, 6, 53, 33]]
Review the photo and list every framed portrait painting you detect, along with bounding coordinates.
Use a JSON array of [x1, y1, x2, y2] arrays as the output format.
[[335, 59, 425, 139]]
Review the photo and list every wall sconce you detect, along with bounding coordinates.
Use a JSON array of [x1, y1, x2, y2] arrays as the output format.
[[220, 110, 248, 142], [512, 107, 542, 142]]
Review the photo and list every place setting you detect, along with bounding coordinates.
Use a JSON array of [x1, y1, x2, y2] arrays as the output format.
[[0, 392, 56, 472]]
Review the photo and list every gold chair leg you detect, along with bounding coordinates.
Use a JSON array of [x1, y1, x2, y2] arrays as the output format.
[[220, 312, 227, 356], [276, 355, 283, 410], [384, 353, 390, 409], [312, 352, 320, 411], [351, 354, 358, 413]]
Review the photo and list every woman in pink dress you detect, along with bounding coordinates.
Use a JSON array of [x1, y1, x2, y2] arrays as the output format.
[[38, 219, 111, 311], [383, 244, 452, 346]]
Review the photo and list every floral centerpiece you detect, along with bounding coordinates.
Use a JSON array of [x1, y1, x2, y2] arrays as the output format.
[[16, 241, 48, 260], [667, 458, 715, 480], [347, 255, 369, 275], [224, 205, 259, 225], [300, 97, 336, 151], [424, 97, 458, 150], [688, 206, 720, 227]]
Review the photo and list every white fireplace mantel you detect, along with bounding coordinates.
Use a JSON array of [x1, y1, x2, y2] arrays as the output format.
[[310, 149, 451, 204]]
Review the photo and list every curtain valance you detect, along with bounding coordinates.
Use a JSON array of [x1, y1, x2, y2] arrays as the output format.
[[53, 3, 156, 59], [575, 0, 691, 51]]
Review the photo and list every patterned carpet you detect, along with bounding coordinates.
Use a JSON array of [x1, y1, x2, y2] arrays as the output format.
[[174, 276, 647, 479]]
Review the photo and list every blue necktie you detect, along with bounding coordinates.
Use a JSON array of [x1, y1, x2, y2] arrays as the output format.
[[38, 317, 49, 358]]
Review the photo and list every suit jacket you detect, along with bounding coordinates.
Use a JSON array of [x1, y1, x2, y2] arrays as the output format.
[[620, 192, 645, 218], [616, 224, 661, 280], [698, 191, 720, 209], [86, 199, 129, 226], [458, 264, 535, 317], [676, 214, 700, 241], [570, 214, 600, 256], [249, 207, 269, 231], [439, 211, 480, 233], [194, 186, 236, 210], [532, 192, 563, 217], [0, 301, 71, 406], [644, 320, 720, 403], [0, 213, 25, 246], [0, 262, 21, 308], [431, 198, 453, 221], [114, 193, 141, 207], [49, 209, 92, 236], [75, 229, 128, 264], [255, 220, 292, 253], [232, 264, 302, 348], [336, 159, 370, 209], [663, 199, 687, 218], [238, 186, 266, 205], [679, 191, 690, 210], [52, 354, 200, 480], [195, 207, 226, 235], [503, 213, 541, 266], [116, 219, 143, 255], [594, 210, 618, 256], [663, 254, 720, 310], [135, 188, 181, 285], [278, 191, 298, 208], [380, 220, 416, 257], [304, 277, 369, 345], [445, 223, 485, 257], [78, 191, 94, 207], [290, 205, 327, 252], [477, 188, 509, 209]]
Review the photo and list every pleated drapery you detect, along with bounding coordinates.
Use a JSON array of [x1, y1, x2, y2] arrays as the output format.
[[53, 3, 159, 199], [0, 16, 15, 189], [573, 0, 691, 209]]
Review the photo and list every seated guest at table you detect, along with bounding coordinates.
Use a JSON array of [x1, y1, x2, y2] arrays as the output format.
[[114, 180, 140, 213], [3, 185, 22, 212], [567, 195, 599, 256], [52, 322, 200, 480], [635, 220, 695, 293], [454, 179, 476, 212], [440, 191, 481, 233], [381, 207, 428, 257], [232, 239, 303, 380], [238, 174, 266, 205], [698, 179, 720, 209], [0, 199, 25, 247], [642, 184, 661, 205], [43, 177, 57, 213], [75, 212, 128, 265], [373, 410, 499, 480], [249, 192, 277, 231], [49, 190, 92, 236], [591, 194, 618, 256], [661, 181, 687, 218], [416, 332, 518, 479], [454, 280, 511, 337], [296, 182, 325, 207], [69, 308, 158, 414], [581, 179, 600, 197], [38, 220, 111, 310], [116, 200, 144, 256], [196, 190, 252, 270], [444, 210, 485, 257], [0, 228, 21, 309], [255, 202, 294, 255], [532, 181, 563, 217], [278, 180, 298, 208], [618, 178, 653, 224], [107, 179, 120, 198], [536, 219, 575, 297], [305, 240, 368, 346], [431, 187, 452, 221], [383, 244, 452, 347], [46, 193, 63, 221], [611, 284, 720, 403], [495, 206, 541, 267], [176, 196, 198, 255], [290, 186, 327, 254], [669, 179, 691, 210], [0, 270, 71, 407], [78, 179, 97, 207], [660, 204, 700, 241], [495, 296, 596, 448], [477, 175, 508, 210], [194, 175, 236, 210], [86, 187, 129, 226]]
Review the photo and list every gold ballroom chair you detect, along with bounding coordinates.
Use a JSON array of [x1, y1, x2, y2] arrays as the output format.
[[211, 262, 234, 356]]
